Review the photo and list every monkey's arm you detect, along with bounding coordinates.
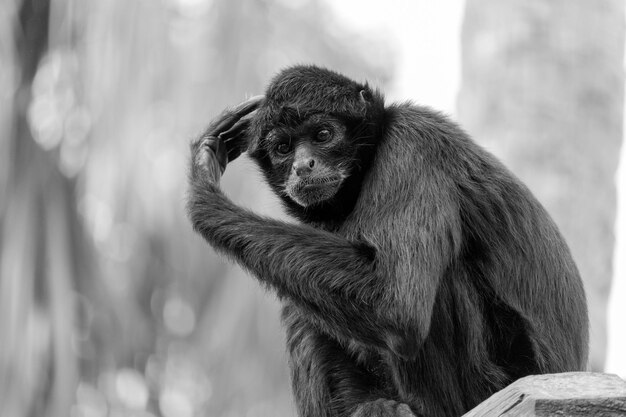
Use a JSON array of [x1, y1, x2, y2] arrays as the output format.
[[189, 152, 452, 359], [188, 159, 386, 342]]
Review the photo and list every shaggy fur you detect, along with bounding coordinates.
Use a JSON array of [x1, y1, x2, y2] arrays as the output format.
[[187, 65, 589, 417]]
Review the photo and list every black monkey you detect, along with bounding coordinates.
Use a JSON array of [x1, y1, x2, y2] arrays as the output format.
[[187, 65, 588, 417]]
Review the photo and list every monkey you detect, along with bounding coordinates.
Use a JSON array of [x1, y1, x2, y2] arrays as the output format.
[[187, 65, 589, 417]]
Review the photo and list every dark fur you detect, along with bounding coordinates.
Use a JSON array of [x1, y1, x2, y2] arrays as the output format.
[[187, 65, 589, 417]]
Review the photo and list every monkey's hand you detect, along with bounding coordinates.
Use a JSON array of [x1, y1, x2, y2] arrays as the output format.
[[190, 135, 225, 185], [221, 95, 264, 164], [190, 96, 264, 184]]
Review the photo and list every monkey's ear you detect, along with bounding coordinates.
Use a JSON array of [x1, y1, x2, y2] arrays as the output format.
[[359, 89, 372, 103], [358, 89, 373, 115]]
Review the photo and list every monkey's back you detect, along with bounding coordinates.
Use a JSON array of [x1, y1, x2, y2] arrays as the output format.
[[337, 102, 588, 415]]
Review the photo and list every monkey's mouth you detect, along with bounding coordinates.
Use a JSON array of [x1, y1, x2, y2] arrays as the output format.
[[286, 175, 344, 207]]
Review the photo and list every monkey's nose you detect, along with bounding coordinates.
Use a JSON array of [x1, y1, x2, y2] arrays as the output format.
[[293, 158, 315, 177]]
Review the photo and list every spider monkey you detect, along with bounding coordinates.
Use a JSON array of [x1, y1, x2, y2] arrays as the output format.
[[187, 65, 588, 417]]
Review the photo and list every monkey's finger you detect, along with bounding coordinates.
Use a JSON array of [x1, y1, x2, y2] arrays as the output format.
[[209, 96, 264, 136], [223, 134, 247, 150], [222, 121, 252, 157], [227, 147, 243, 163], [219, 117, 252, 141], [225, 132, 250, 162]]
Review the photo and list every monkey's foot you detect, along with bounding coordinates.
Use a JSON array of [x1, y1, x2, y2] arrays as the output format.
[[351, 399, 416, 417]]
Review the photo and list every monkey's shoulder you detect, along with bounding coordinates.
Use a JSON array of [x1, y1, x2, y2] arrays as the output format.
[[382, 103, 475, 154], [363, 103, 475, 199], [378, 103, 524, 190]]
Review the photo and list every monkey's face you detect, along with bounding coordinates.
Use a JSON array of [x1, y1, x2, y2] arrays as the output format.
[[261, 115, 356, 207]]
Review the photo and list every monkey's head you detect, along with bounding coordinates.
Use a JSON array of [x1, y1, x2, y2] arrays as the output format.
[[248, 65, 385, 221]]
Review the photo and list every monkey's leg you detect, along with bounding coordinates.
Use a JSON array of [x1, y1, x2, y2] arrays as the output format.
[[285, 311, 372, 417], [285, 321, 337, 417], [284, 304, 417, 417]]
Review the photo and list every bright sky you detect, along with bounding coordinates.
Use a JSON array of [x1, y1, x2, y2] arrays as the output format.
[[325, 0, 465, 114]]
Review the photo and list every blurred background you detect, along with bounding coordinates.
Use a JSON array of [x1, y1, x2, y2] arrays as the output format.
[[1, 0, 625, 416]]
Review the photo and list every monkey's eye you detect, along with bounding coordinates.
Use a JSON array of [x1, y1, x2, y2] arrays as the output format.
[[315, 129, 332, 143], [276, 142, 292, 155]]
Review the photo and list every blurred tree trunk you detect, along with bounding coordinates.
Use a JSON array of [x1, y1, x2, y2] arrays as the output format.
[[458, 0, 624, 371], [0, 0, 82, 415]]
